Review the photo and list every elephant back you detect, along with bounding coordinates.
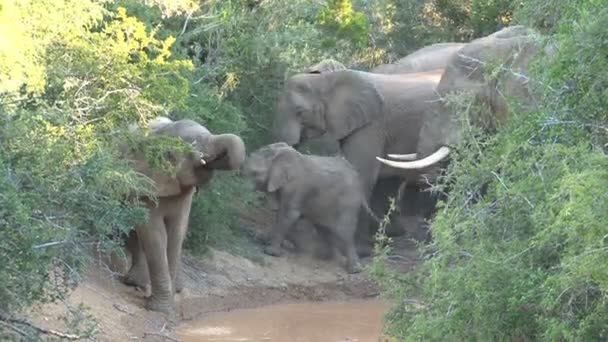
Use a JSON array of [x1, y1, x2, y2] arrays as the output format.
[[436, 26, 543, 131]]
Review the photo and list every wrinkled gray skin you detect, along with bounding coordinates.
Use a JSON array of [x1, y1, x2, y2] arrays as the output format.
[[122, 117, 246, 314], [377, 26, 548, 177], [282, 218, 336, 259], [372, 43, 466, 74], [301, 46, 462, 241], [305, 43, 465, 76], [243, 142, 376, 273], [273, 69, 442, 254]]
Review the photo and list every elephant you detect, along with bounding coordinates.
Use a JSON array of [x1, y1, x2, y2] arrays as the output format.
[[371, 42, 466, 75], [305, 43, 465, 77], [272, 68, 444, 254], [376, 26, 549, 175], [298, 46, 464, 241], [243, 142, 379, 273], [121, 116, 246, 314]]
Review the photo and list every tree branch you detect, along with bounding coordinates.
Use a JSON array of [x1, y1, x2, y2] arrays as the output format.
[[0, 312, 83, 340], [179, 12, 193, 36]]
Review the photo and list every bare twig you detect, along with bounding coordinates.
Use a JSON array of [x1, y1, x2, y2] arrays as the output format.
[[143, 331, 179, 342], [33, 241, 68, 249], [0, 319, 28, 338], [0, 313, 83, 340], [179, 11, 193, 36], [491, 171, 534, 208], [192, 76, 207, 85], [112, 304, 135, 316]]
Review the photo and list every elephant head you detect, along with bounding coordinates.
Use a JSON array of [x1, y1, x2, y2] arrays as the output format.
[[273, 70, 384, 147], [243, 142, 300, 193], [377, 26, 548, 171], [129, 117, 246, 197]]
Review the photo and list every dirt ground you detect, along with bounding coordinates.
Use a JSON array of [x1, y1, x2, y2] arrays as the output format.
[[28, 204, 422, 341]]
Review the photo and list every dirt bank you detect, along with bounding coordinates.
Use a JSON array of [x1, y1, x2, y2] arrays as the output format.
[[28, 205, 421, 341]]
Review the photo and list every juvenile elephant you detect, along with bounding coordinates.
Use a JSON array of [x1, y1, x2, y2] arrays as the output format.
[[122, 117, 245, 314], [243, 142, 377, 273], [372, 42, 466, 74], [273, 68, 443, 253], [376, 26, 549, 174]]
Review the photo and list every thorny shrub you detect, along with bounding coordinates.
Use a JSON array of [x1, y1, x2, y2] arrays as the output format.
[[370, 1, 608, 340]]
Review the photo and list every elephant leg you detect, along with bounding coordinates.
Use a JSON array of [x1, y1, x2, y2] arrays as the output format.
[[371, 177, 406, 237], [332, 213, 361, 274], [285, 218, 317, 255], [122, 230, 151, 289], [313, 224, 337, 261], [339, 129, 383, 257], [165, 189, 194, 294], [136, 209, 174, 314], [396, 178, 438, 242], [265, 204, 300, 257]]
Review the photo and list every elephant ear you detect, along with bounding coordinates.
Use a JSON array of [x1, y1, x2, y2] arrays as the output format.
[[267, 148, 297, 193], [128, 150, 184, 198], [324, 70, 384, 140]]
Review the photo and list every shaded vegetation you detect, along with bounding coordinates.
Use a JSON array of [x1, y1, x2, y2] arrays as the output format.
[[1, 0, 606, 340], [370, 1, 608, 340]]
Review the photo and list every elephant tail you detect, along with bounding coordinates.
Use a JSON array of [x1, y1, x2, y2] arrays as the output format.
[[360, 198, 382, 224]]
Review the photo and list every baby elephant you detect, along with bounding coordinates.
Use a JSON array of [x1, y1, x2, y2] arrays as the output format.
[[244, 142, 376, 273]]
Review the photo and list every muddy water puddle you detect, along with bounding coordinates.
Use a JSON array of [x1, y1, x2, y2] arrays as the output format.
[[176, 299, 388, 342]]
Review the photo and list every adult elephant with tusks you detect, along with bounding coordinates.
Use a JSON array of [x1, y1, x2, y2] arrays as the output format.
[[302, 44, 465, 243], [121, 116, 245, 315], [273, 67, 443, 256], [377, 26, 551, 190]]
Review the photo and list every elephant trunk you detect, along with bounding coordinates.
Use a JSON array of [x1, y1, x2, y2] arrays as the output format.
[[206, 133, 246, 170], [274, 99, 302, 146]]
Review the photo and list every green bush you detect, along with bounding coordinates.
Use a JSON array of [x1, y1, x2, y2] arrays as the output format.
[[177, 0, 378, 150], [318, 0, 370, 48], [0, 0, 381, 336], [371, 1, 608, 340], [0, 0, 233, 337], [357, 0, 521, 62], [7, 0, 605, 339]]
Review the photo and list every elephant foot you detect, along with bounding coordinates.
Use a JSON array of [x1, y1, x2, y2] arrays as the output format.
[[264, 245, 283, 257], [174, 273, 184, 294], [280, 239, 296, 251], [345, 261, 363, 274], [174, 283, 184, 294], [144, 295, 175, 315], [356, 243, 373, 258], [122, 267, 150, 290]]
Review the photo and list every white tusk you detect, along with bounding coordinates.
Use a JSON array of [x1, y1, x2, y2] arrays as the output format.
[[387, 153, 417, 161], [376, 146, 450, 170], [197, 151, 206, 165]]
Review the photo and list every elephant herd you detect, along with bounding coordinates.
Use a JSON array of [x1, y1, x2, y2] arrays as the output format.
[[117, 26, 549, 314]]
